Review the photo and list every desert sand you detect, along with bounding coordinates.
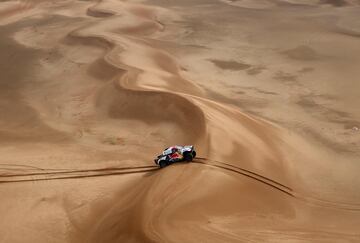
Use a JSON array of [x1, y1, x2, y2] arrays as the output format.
[[0, 0, 360, 242]]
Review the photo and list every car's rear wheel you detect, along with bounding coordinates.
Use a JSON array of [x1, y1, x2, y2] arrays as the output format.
[[159, 160, 167, 168], [184, 153, 193, 162], [192, 151, 196, 159]]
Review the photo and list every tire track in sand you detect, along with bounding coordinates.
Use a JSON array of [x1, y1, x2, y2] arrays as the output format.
[[0, 165, 158, 184], [2, 156, 359, 212], [194, 157, 294, 196], [194, 157, 360, 211]]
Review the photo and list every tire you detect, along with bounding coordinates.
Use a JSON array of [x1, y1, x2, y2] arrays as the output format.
[[184, 152, 193, 162], [192, 151, 196, 159], [159, 160, 167, 168]]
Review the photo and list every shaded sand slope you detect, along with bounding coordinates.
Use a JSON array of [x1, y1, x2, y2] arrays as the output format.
[[0, 0, 359, 242]]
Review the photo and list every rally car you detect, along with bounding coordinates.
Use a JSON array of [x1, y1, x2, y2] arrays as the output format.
[[154, 145, 196, 168]]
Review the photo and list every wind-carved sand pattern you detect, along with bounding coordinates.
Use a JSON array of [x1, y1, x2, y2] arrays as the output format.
[[1, 0, 360, 242], [209, 59, 252, 71], [282, 45, 320, 61], [219, 0, 277, 9]]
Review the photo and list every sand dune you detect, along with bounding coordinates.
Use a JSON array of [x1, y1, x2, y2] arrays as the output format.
[[0, 0, 360, 242]]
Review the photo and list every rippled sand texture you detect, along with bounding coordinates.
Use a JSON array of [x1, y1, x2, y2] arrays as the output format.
[[0, 0, 360, 242]]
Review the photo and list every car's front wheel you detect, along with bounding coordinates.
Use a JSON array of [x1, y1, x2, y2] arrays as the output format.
[[159, 160, 167, 168], [184, 153, 193, 162]]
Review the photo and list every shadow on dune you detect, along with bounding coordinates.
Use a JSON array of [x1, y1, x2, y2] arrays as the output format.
[[0, 19, 70, 144], [68, 167, 164, 243], [109, 88, 206, 143]]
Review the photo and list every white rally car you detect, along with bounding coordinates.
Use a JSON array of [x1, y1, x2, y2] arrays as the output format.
[[154, 145, 196, 168]]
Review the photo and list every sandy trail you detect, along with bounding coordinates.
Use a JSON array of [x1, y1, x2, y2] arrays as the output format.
[[0, 0, 360, 242]]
